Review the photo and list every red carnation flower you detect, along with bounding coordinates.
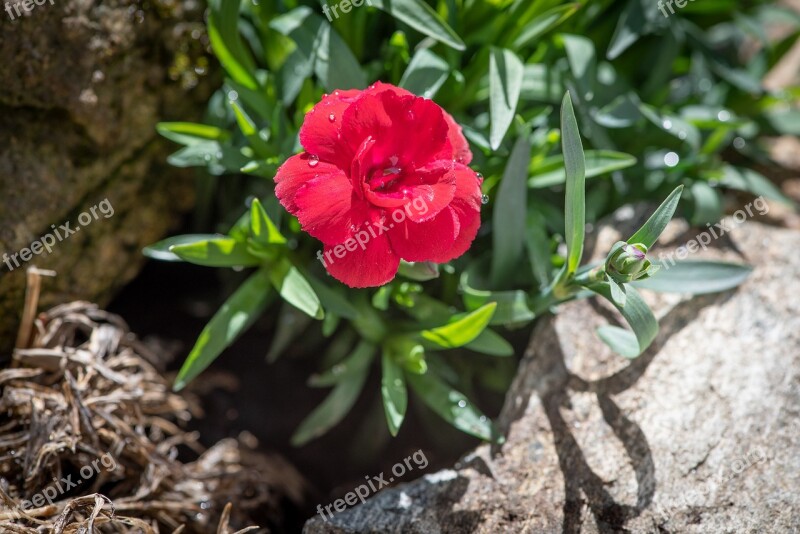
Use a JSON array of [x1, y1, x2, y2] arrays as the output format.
[[275, 82, 483, 288]]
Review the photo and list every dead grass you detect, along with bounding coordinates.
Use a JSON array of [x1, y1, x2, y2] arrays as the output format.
[[0, 289, 305, 533]]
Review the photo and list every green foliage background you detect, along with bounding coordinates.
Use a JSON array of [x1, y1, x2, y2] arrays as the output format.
[[149, 0, 798, 444]]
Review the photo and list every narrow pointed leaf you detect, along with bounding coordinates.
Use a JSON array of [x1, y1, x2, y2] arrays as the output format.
[[170, 237, 261, 267], [590, 282, 658, 358], [420, 303, 497, 348], [633, 260, 752, 294], [489, 48, 524, 150], [269, 258, 324, 319], [561, 91, 586, 276], [381, 350, 408, 436], [407, 372, 500, 442], [627, 185, 684, 248], [174, 268, 272, 390]]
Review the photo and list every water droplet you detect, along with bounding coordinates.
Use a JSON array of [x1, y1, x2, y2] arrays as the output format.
[[203, 154, 211, 162], [457, 400, 467, 408], [664, 152, 679, 167], [733, 137, 746, 149], [334, 90, 340, 96], [475, 172, 483, 179], [677, 131, 687, 140], [227, 90, 238, 101], [308, 154, 319, 167], [407, 110, 415, 120], [717, 110, 731, 122], [481, 194, 490, 205], [328, 113, 335, 122], [333, 364, 345, 375], [394, 379, 403, 387], [662, 119, 672, 130], [479, 416, 487, 422]]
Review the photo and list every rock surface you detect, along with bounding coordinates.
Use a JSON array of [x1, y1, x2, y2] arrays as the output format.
[[0, 0, 211, 349], [304, 211, 800, 533]]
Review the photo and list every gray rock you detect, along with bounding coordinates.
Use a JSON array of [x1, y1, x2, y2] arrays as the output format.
[[0, 0, 210, 349], [305, 215, 800, 533]]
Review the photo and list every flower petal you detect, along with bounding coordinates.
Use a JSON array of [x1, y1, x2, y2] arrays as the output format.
[[275, 153, 342, 215], [438, 163, 484, 261], [299, 89, 361, 168], [443, 111, 472, 165], [322, 230, 400, 288], [293, 171, 369, 245]]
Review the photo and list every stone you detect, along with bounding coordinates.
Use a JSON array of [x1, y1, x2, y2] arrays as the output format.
[[0, 0, 211, 349], [304, 209, 800, 533]]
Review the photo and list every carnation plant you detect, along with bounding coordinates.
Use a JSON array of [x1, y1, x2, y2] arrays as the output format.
[[146, 0, 795, 444]]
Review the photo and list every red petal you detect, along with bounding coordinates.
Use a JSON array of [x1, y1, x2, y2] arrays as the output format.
[[365, 82, 472, 164], [293, 171, 369, 245], [439, 163, 483, 260], [443, 111, 473, 165], [299, 89, 361, 168], [274, 153, 342, 215], [341, 91, 451, 172], [321, 229, 400, 288]]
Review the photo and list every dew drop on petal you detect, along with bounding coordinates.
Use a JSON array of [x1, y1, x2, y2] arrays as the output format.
[[457, 400, 467, 408], [308, 155, 319, 167], [475, 172, 483, 179], [328, 113, 335, 122], [481, 194, 490, 205], [334, 90, 340, 96]]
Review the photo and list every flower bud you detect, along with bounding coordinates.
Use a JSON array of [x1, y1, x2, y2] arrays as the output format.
[[606, 242, 653, 283]]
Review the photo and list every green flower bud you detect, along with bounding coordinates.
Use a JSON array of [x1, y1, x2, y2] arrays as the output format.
[[606, 242, 653, 283]]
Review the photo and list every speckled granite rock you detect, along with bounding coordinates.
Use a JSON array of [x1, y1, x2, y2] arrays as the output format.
[[0, 0, 212, 349], [304, 212, 800, 533]]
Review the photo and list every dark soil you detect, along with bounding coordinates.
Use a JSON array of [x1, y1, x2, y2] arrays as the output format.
[[107, 258, 504, 530]]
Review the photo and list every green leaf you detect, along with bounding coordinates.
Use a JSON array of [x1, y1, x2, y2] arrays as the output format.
[[250, 198, 286, 246], [589, 283, 658, 358], [489, 48, 524, 150], [369, 0, 466, 51], [561, 91, 586, 276], [230, 100, 271, 158], [174, 268, 272, 390], [633, 260, 752, 294], [397, 261, 440, 281], [512, 4, 580, 49], [607, 0, 650, 60], [143, 234, 222, 262], [156, 122, 230, 145], [563, 34, 596, 96], [464, 328, 514, 357], [381, 350, 408, 436], [270, 8, 366, 92], [207, 0, 258, 90], [268, 258, 324, 319], [719, 165, 793, 205], [462, 288, 535, 326], [491, 136, 531, 284], [291, 358, 370, 446], [420, 303, 497, 348], [306, 274, 359, 320], [170, 237, 261, 267], [407, 372, 500, 442], [627, 185, 684, 248], [310, 340, 376, 387], [608, 278, 627, 307], [399, 48, 450, 98], [528, 150, 637, 188], [526, 209, 552, 288]]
